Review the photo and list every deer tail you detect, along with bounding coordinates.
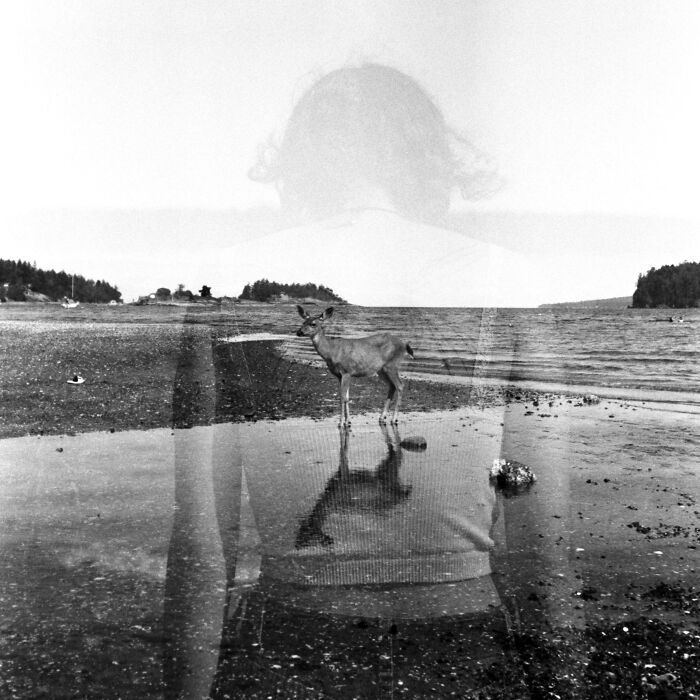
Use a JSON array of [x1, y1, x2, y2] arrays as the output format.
[[406, 342, 415, 358]]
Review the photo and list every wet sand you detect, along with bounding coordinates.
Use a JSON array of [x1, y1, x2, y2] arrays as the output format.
[[1, 313, 699, 697], [0, 320, 514, 439], [2, 395, 699, 697]]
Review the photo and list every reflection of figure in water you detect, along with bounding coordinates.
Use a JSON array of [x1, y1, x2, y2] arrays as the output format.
[[209, 421, 510, 698], [164, 63, 581, 698], [295, 304, 414, 427], [295, 424, 413, 549], [164, 356, 581, 696]]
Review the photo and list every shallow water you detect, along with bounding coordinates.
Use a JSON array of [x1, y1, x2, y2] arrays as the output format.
[[4, 303, 699, 404], [279, 306, 700, 405], [1, 403, 698, 697]]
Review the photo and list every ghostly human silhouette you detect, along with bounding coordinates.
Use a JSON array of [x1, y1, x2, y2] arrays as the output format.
[[164, 62, 582, 698]]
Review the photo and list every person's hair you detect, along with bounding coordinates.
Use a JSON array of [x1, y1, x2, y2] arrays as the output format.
[[250, 63, 493, 223]]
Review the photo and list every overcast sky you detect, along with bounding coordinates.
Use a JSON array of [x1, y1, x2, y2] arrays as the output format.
[[2, 1, 699, 303]]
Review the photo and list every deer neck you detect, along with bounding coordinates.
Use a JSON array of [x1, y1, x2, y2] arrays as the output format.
[[311, 326, 334, 359]]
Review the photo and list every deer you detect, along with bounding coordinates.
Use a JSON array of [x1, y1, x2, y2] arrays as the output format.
[[295, 305, 414, 427]]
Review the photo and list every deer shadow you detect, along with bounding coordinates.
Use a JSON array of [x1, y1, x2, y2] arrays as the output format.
[[295, 424, 421, 549]]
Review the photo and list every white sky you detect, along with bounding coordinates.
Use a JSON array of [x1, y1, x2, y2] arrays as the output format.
[[1, 1, 699, 302]]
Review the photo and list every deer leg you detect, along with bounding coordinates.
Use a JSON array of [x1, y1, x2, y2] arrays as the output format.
[[383, 367, 404, 424], [378, 370, 396, 424], [339, 374, 352, 427], [336, 378, 344, 427], [392, 378, 404, 424]]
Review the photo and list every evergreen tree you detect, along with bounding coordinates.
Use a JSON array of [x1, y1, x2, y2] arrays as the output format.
[[239, 279, 346, 303], [632, 262, 700, 308], [173, 283, 194, 301], [0, 259, 121, 302]]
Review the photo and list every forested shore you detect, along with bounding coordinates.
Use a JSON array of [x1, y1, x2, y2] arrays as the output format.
[[0, 259, 121, 303], [632, 261, 700, 308]]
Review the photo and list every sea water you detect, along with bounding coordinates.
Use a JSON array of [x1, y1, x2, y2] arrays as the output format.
[[230, 305, 700, 407], [2, 304, 699, 697], [4, 303, 697, 404]]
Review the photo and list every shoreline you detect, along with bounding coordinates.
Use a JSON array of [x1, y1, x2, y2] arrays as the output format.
[[2, 303, 699, 438], [408, 371, 700, 414], [2, 401, 699, 698], [1, 331, 534, 439], [2, 323, 699, 697], [2, 328, 697, 439]]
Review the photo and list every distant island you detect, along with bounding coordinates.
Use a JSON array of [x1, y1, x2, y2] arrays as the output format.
[[239, 279, 346, 304], [1, 260, 345, 307], [632, 261, 700, 308], [539, 261, 700, 310], [539, 296, 631, 309], [0, 259, 121, 303]]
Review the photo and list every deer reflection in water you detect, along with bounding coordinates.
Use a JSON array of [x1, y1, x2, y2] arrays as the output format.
[[295, 424, 423, 549]]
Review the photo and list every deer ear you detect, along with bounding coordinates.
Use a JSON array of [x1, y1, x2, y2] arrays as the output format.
[[323, 307, 334, 319], [296, 305, 308, 318]]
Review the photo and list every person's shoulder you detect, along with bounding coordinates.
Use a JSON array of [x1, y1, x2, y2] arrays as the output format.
[[243, 217, 344, 250]]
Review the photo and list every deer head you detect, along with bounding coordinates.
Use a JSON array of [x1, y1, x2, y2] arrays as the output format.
[[296, 305, 334, 337]]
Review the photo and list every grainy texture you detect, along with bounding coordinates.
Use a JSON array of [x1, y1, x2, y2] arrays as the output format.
[[2, 306, 699, 699], [2, 323, 522, 437], [209, 339, 513, 424], [0, 322, 183, 438]]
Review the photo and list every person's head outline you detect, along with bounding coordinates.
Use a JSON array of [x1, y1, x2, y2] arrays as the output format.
[[251, 62, 493, 223]]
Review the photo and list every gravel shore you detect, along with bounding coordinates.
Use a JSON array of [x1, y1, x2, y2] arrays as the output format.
[[2, 320, 529, 438], [2, 312, 698, 698]]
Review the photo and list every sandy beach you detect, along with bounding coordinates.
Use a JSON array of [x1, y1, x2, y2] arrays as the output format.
[[1, 312, 699, 698]]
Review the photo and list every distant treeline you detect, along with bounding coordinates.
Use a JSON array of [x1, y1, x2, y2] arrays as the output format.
[[632, 261, 700, 308], [0, 259, 121, 303], [539, 296, 631, 309], [240, 279, 345, 303]]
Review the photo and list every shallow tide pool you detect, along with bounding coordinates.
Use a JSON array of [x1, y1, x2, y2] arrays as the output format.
[[1, 403, 698, 697]]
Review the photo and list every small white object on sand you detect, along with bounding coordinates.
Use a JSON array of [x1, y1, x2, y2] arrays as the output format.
[[67, 375, 85, 385]]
